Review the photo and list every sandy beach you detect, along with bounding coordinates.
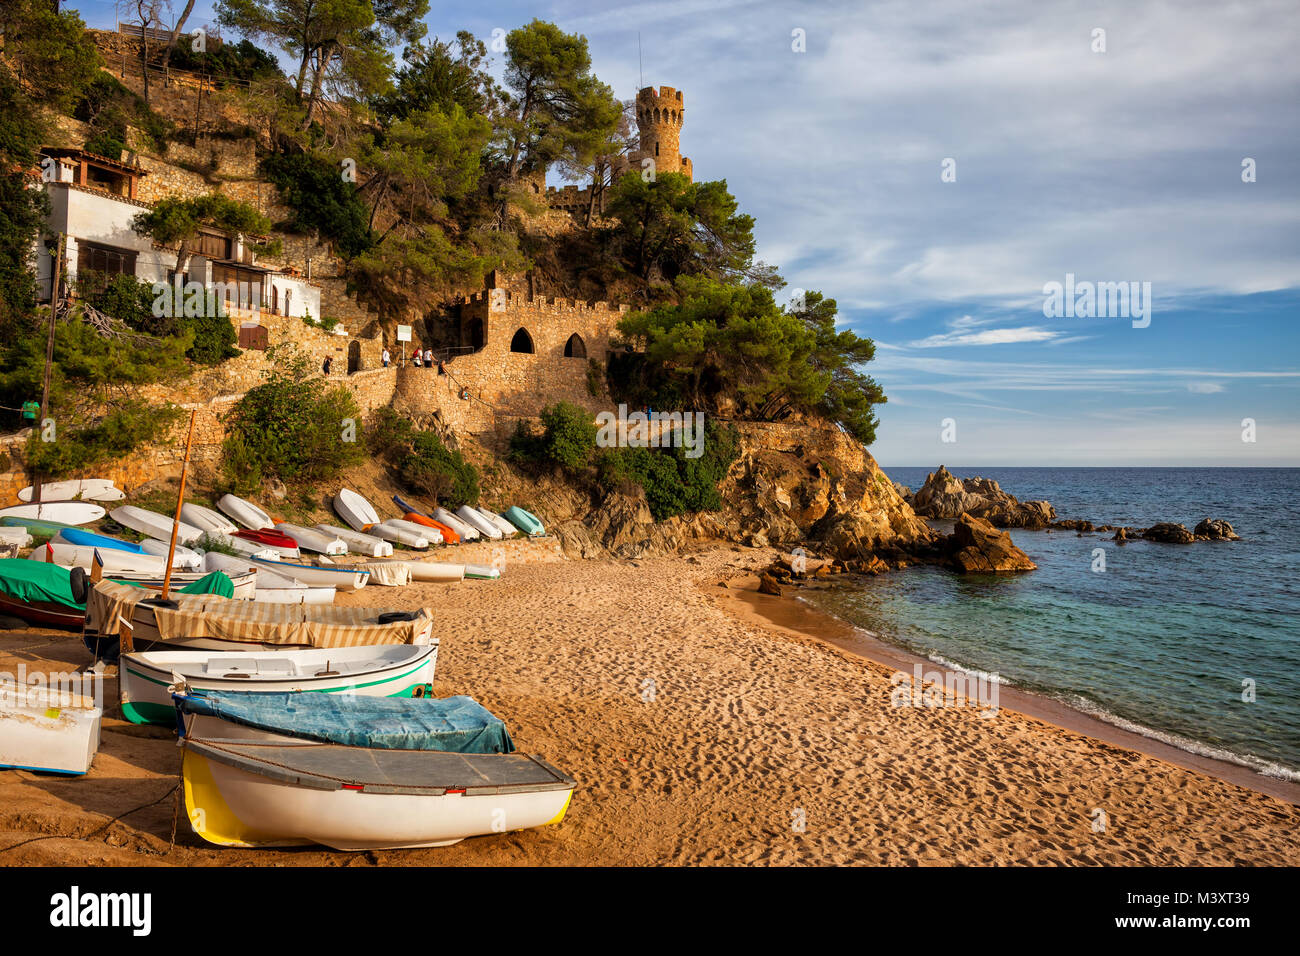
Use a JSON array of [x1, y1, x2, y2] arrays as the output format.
[[2, 542, 1298, 867]]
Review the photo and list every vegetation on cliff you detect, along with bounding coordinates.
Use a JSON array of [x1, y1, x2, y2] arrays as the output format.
[[366, 407, 480, 507], [220, 347, 364, 492]]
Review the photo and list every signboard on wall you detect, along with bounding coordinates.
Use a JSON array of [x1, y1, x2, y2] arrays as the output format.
[[396, 325, 412, 342]]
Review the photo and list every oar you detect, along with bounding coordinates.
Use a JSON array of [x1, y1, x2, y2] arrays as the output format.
[[158, 408, 198, 604]]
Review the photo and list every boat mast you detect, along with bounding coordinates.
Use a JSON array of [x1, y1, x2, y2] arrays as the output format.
[[160, 407, 198, 601]]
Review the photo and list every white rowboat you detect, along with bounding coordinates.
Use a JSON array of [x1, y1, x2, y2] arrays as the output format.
[[274, 523, 347, 556], [216, 494, 274, 531], [180, 503, 240, 536], [369, 521, 429, 550], [110, 505, 203, 546], [432, 508, 479, 542], [19, 479, 123, 503], [119, 644, 437, 726], [180, 739, 575, 850], [456, 506, 503, 540], [315, 524, 393, 557], [0, 502, 106, 526], [333, 488, 382, 532]]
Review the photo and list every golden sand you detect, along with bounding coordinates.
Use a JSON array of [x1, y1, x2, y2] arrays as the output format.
[[1, 543, 1297, 866]]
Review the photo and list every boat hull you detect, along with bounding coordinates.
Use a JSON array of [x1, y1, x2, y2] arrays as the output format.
[[0, 502, 106, 526], [0, 680, 101, 774], [432, 508, 479, 542], [333, 489, 382, 532], [248, 557, 368, 590], [119, 644, 438, 725], [216, 494, 274, 531], [314, 524, 393, 557], [182, 742, 575, 850]]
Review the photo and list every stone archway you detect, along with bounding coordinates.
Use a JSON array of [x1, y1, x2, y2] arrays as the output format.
[[347, 340, 362, 373], [564, 333, 587, 359], [510, 327, 534, 354]]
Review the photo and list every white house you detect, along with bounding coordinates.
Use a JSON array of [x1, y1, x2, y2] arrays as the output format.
[[36, 147, 322, 324]]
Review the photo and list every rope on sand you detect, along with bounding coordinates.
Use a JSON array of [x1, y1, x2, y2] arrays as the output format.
[[0, 778, 180, 857]]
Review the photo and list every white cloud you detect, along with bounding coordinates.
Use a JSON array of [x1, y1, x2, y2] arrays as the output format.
[[908, 326, 1063, 348]]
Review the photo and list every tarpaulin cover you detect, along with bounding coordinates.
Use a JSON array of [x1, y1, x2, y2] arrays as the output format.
[[0, 562, 235, 611], [86, 579, 430, 647], [0, 557, 80, 608], [177, 692, 515, 753]]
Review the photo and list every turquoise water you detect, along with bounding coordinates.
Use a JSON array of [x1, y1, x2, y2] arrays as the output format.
[[800, 467, 1300, 779]]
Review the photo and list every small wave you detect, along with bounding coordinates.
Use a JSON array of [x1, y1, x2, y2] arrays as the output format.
[[1054, 693, 1300, 783], [924, 653, 1008, 686]]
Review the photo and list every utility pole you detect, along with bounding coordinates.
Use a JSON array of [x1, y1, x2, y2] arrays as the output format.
[[34, 233, 65, 505]]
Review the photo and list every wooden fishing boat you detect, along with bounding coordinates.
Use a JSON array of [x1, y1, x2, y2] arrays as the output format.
[[82, 579, 431, 661], [504, 506, 545, 536], [174, 691, 575, 849], [202, 553, 328, 604], [0, 502, 106, 526], [216, 494, 274, 531], [0, 558, 90, 629], [118, 643, 438, 725], [314, 524, 393, 557], [180, 738, 575, 849], [139, 538, 203, 570], [0, 679, 102, 775]]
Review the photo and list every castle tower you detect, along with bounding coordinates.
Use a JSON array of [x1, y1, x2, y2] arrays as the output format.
[[633, 86, 692, 181]]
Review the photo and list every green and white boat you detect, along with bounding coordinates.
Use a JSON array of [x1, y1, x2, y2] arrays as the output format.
[[118, 643, 439, 725]]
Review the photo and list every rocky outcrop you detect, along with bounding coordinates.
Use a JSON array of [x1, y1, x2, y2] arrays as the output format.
[[946, 514, 1037, 573], [1141, 522, 1196, 544], [911, 466, 1056, 529], [1194, 518, 1240, 541]]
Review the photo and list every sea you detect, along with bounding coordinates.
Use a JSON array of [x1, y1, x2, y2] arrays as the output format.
[[798, 467, 1300, 781]]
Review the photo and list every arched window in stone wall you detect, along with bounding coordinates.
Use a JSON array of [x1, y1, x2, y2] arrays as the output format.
[[564, 333, 587, 359], [510, 327, 535, 354]]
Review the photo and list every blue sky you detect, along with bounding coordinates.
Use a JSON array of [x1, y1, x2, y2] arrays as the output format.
[[71, 0, 1300, 465]]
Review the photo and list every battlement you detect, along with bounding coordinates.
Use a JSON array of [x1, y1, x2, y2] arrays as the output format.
[[457, 289, 630, 315], [545, 183, 599, 211], [638, 86, 683, 105], [636, 86, 685, 129]]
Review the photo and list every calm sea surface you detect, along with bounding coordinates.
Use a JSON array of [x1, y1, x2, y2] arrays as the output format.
[[799, 467, 1300, 779]]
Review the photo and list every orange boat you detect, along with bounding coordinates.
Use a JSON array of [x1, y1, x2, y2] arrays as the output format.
[[403, 512, 460, 545]]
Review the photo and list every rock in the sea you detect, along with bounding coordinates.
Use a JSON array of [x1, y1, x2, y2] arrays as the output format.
[[947, 514, 1037, 573], [1141, 522, 1196, 544], [1193, 518, 1240, 541], [911, 465, 1056, 529], [758, 572, 783, 596], [1113, 527, 1128, 543]]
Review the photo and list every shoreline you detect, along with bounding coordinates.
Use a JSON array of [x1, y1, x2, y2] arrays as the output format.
[[717, 574, 1300, 805]]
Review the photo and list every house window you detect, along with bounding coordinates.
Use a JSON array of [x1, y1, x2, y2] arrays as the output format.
[[510, 328, 534, 353], [76, 241, 136, 280]]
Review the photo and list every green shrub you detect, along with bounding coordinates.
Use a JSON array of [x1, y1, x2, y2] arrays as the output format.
[[596, 420, 738, 521], [220, 373, 364, 493], [399, 431, 479, 507], [24, 399, 183, 479], [586, 358, 604, 398], [183, 308, 240, 365], [511, 401, 596, 471], [365, 407, 413, 459]]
